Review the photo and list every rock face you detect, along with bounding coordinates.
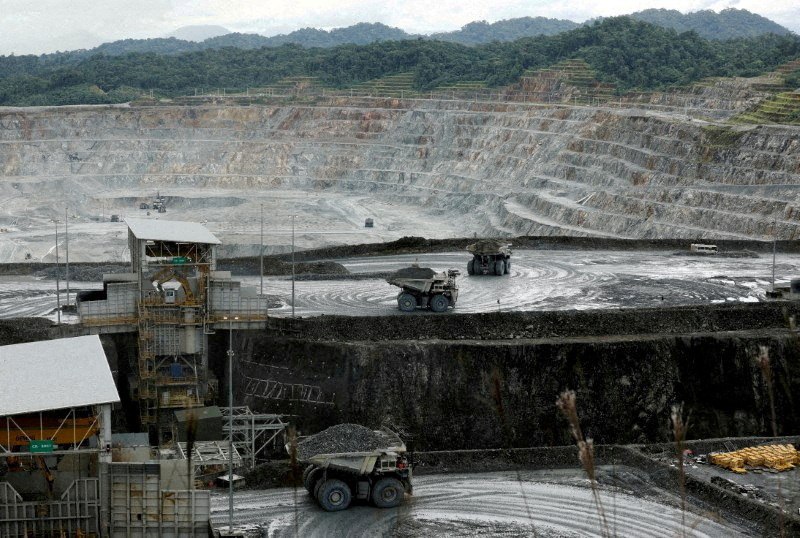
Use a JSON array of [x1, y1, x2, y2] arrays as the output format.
[[1, 94, 799, 261], [234, 304, 800, 450]]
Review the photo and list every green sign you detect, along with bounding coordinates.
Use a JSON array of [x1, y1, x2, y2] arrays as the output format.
[[29, 440, 54, 453], [172, 257, 188, 264]]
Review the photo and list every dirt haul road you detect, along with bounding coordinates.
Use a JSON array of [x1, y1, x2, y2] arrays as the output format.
[[210, 470, 754, 537], [248, 249, 793, 317], [1, 248, 796, 320]]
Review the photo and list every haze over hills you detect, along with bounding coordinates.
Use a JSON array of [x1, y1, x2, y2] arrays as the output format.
[[12, 8, 793, 61], [166, 25, 231, 42]]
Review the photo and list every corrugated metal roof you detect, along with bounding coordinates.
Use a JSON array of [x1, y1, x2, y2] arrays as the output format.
[[0, 335, 120, 416], [126, 217, 221, 244]]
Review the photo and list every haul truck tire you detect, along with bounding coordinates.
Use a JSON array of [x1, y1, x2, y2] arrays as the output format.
[[397, 292, 417, 312], [318, 479, 353, 511], [372, 477, 405, 508], [467, 259, 475, 275], [429, 294, 449, 313], [303, 465, 319, 493], [505, 260, 511, 274], [494, 260, 505, 275], [313, 477, 325, 500]]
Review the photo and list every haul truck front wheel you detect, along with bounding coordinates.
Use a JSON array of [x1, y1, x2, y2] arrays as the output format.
[[372, 477, 405, 508]]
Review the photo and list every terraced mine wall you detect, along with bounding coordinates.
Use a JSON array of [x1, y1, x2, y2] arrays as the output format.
[[226, 303, 800, 450], [3, 97, 800, 246], [229, 236, 800, 271]]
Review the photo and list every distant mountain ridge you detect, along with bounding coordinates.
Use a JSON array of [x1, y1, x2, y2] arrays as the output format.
[[628, 8, 791, 40], [258, 22, 411, 47], [70, 22, 412, 58], [429, 16, 579, 43], [13, 9, 796, 61]]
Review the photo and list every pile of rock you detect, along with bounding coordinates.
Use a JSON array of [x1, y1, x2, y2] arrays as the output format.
[[34, 264, 128, 281], [296, 424, 387, 460], [389, 266, 437, 280]]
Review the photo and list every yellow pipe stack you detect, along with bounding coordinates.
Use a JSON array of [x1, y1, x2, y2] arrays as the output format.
[[709, 444, 799, 473]]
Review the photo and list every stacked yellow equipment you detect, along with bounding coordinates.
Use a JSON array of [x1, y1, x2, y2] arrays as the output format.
[[709, 444, 799, 473]]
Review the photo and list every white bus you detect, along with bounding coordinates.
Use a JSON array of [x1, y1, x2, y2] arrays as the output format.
[[690, 243, 718, 254]]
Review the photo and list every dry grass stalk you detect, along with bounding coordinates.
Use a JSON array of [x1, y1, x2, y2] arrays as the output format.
[[755, 346, 789, 536], [756, 345, 778, 438], [487, 369, 536, 536], [556, 390, 610, 537], [671, 403, 689, 537], [286, 425, 301, 538]]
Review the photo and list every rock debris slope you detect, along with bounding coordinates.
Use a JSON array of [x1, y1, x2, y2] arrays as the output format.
[[1, 94, 799, 261]]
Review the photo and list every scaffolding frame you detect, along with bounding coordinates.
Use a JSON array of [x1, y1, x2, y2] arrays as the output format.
[[243, 376, 335, 406], [172, 441, 243, 479], [220, 406, 288, 467], [137, 301, 205, 429]]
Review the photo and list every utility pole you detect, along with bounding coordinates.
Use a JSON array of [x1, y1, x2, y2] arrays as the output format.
[[54, 220, 61, 324], [225, 315, 238, 534], [65, 207, 70, 306], [291, 215, 296, 318], [772, 215, 778, 292]]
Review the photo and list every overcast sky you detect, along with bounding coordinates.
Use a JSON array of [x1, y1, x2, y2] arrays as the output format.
[[1, 0, 798, 56]]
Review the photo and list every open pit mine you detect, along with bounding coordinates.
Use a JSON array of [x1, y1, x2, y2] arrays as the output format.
[[1, 76, 800, 537]]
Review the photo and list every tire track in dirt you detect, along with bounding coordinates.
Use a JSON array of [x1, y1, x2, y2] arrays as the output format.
[[250, 250, 775, 318], [210, 472, 753, 537]]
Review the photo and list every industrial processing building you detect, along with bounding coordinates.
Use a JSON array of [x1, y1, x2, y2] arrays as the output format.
[[77, 217, 269, 442], [1, 217, 282, 536]]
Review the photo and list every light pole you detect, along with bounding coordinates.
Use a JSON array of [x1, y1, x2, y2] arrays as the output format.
[[65, 207, 70, 306], [53, 220, 61, 324], [772, 215, 777, 292], [223, 315, 238, 534], [291, 215, 296, 318], [260, 204, 264, 298]]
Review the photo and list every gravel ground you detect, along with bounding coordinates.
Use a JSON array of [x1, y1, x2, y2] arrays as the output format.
[[2, 248, 798, 320], [240, 249, 793, 318], [210, 468, 758, 537]]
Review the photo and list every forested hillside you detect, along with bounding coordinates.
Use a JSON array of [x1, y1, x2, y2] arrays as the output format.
[[629, 8, 792, 40], [1, 18, 798, 107], [429, 17, 578, 43]]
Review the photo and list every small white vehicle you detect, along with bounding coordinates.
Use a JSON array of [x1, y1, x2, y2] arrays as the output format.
[[690, 243, 718, 254]]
